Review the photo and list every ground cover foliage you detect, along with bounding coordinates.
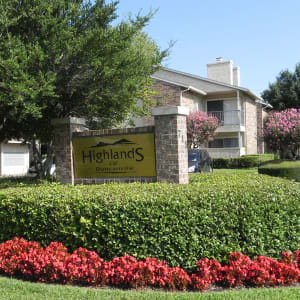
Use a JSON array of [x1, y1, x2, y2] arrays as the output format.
[[0, 173, 299, 269], [0, 237, 300, 292]]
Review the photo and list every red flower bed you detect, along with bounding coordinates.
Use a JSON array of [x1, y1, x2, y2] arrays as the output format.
[[0, 237, 299, 291]]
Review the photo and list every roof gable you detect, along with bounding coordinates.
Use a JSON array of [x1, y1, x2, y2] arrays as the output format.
[[154, 67, 262, 101]]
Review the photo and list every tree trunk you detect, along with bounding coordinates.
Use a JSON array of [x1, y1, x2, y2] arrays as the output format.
[[31, 139, 54, 179], [280, 146, 295, 160]]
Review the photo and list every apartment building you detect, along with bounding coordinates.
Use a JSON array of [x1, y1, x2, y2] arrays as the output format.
[[134, 58, 269, 158]]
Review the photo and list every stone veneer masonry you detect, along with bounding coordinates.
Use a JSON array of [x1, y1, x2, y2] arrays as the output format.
[[52, 106, 189, 185], [181, 91, 204, 112], [256, 103, 264, 154], [51, 117, 88, 185], [243, 94, 258, 154], [152, 106, 189, 184]]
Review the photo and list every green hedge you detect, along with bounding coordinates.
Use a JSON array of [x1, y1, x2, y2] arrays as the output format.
[[0, 174, 299, 268], [213, 154, 275, 169], [258, 160, 300, 182], [245, 153, 276, 164], [213, 156, 258, 169]]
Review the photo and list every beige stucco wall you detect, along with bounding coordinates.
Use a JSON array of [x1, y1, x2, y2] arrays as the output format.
[[242, 93, 257, 154], [181, 92, 204, 112], [205, 91, 237, 100], [262, 109, 268, 120], [207, 60, 233, 85], [205, 147, 245, 158]]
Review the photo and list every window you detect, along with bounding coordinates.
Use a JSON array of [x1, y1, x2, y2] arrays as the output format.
[[208, 139, 224, 148], [207, 101, 224, 122], [224, 138, 239, 148], [207, 100, 223, 112], [208, 138, 239, 148]]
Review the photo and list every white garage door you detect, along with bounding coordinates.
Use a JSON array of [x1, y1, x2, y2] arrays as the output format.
[[1, 143, 29, 176]]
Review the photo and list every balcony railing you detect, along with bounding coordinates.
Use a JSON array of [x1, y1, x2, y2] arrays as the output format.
[[208, 110, 244, 126]]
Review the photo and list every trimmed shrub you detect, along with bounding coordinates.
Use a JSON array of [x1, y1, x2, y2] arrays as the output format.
[[212, 158, 231, 169], [237, 156, 258, 168], [245, 154, 275, 165], [213, 154, 275, 169], [213, 156, 258, 169], [0, 174, 299, 267], [258, 160, 300, 182]]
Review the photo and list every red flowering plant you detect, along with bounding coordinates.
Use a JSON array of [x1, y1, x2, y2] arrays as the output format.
[[218, 252, 300, 288], [186, 111, 221, 148], [0, 237, 42, 277], [254, 255, 300, 286], [38, 242, 69, 283], [108, 256, 190, 290], [191, 257, 221, 291], [1, 238, 300, 291], [280, 251, 293, 264], [167, 266, 191, 291], [63, 247, 109, 286], [107, 254, 138, 286], [244, 260, 270, 287], [218, 252, 253, 287], [0, 238, 67, 282], [126, 257, 172, 289], [294, 250, 300, 269], [264, 108, 300, 158]]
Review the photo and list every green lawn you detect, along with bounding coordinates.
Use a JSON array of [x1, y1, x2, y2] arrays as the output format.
[[1, 276, 300, 300]]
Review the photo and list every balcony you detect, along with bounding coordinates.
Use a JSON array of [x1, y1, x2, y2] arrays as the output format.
[[208, 110, 245, 132], [208, 110, 244, 125], [204, 147, 246, 158]]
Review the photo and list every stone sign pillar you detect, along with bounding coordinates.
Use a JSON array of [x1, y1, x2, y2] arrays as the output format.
[[51, 117, 87, 185], [152, 106, 189, 184]]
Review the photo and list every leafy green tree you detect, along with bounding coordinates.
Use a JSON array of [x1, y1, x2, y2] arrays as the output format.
[[0, 0, 168, 177], [262, 63, 300, 111]]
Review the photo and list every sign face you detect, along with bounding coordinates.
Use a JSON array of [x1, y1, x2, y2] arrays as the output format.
[[73, 133, 156, 178]]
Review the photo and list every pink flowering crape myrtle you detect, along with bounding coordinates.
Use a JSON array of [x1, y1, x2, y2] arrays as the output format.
[[264, 108, 300, 158], [186, 111, 221, 148]]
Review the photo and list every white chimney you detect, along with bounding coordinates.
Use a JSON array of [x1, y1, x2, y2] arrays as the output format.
[[233, 66, 240, 86], [207, 58, 233, 85]]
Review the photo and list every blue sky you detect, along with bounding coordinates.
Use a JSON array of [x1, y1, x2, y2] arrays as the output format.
[[115, 0, 300, 96]]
